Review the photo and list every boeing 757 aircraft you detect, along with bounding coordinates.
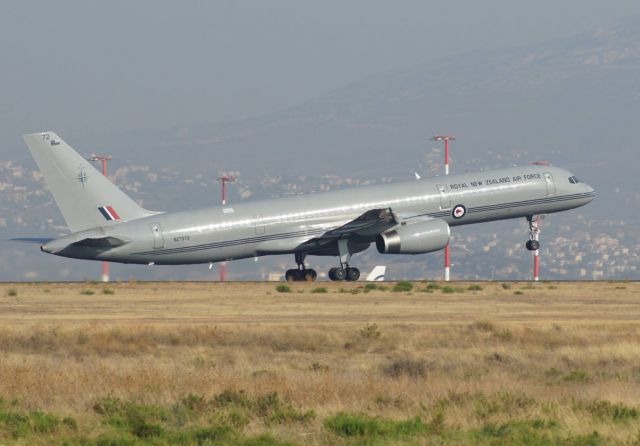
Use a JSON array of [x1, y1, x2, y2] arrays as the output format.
[[14, 132, 595, 281]]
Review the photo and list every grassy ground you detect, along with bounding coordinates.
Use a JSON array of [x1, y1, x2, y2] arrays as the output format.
[[0, 280, 639, 445]]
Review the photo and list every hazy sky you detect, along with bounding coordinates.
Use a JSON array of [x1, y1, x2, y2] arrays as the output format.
[[1, 1, 640, 139]]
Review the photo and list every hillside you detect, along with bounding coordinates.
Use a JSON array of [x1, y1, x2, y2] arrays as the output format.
[[1, 18, 639, 281]]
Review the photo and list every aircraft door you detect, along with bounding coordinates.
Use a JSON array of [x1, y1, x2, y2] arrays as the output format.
[[436, 184, 451, 210], [543, 172, 556, 196], [254, 214, 265, 235], [150, 222, 165, 249]]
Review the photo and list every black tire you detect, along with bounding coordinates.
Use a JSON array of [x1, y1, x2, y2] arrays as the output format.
[[285, 269, 296, 281], [346, 267, 360, 281], [328, 267, 337, 281], [304, 269, 317, 282], [526, 240, 540, 251], [333, 268, 347, 281]]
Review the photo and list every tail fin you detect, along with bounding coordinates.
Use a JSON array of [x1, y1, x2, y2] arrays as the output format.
[[24, 132, 156, 232], [366, 266, 386, 282]]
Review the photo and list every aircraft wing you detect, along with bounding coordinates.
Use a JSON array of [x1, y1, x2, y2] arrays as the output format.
[[297, 208, 436, 255], [296, 208, 397, 253], [322, 208, 397, 239]]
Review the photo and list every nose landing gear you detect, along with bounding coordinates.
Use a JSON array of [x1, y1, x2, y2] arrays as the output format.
[[526, 215, 543, 282], [526, 216, 542, 251], [525, 239, 540, 251]]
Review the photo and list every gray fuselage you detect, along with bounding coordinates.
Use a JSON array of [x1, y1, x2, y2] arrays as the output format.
[[43, 165, 594, 265]]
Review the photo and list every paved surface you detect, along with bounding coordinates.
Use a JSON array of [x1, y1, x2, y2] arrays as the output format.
[[1, 281, 638, 326]]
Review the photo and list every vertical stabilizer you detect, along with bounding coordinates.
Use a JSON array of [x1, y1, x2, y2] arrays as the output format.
[[366, 266, 386, 282], [23, 132, 156, 232]]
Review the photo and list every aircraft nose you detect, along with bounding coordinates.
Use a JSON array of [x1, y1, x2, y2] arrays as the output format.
[[583, 183, 595, 201]]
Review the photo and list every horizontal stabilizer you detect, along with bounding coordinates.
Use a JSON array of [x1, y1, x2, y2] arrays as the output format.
[[70, 236, 128, 248], [7, 237, 55, 244], [41, 234, 129, 254]]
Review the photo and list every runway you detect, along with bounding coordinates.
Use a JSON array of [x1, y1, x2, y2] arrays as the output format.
[[1, 280, 638, 325]]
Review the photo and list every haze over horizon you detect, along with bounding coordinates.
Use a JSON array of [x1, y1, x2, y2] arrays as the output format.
[[2, 2, 640, 139], [1, 2, 639, 281]]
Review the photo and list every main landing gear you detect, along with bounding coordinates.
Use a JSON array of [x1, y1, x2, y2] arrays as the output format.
[[328, 239, 360, 282], [328, 266, 360, 281], [284, 240, 363, 282], [525, 215, 541, 251], [285, 252, 317, 282]]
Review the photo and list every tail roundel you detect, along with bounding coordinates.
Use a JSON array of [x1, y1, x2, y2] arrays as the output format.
[[23, 132, 157, 233]]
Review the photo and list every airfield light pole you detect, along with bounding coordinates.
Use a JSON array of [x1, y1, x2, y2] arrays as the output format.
[[431, 135, 456, 282], [88, 154, 113, 282], [217, 176, 235, 281]]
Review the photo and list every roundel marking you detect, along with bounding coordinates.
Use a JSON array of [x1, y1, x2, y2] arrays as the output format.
[[452, 204, 466, 219]]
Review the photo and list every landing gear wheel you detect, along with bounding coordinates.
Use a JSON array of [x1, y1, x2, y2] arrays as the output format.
[[526, 240, 540, 251], [304, 269, 317, 282], [333, 268, 347, 281], [286, 268, 317, 282], [525, 216, 543, 252], [285, 252, 317, 282], [346, 267, 360, 281]]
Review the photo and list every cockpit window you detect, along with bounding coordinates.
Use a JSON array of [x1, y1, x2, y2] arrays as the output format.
[[568, 176, 580, 184]]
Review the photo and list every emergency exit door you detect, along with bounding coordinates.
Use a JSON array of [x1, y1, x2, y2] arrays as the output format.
[[254, 214, 265, 234], [150, 222, 164, 249], [543, 172, 556, 196], [436, 184, 451, 210]]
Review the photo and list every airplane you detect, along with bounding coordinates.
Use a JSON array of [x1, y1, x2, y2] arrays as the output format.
[[11, 132, 595, 281], [366, 266, 387, 282]]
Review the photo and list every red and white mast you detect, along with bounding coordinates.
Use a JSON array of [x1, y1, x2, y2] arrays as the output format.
[[88, 154, 113, 283], [217, 176, 235, 281], [431, 135, 456, 282]]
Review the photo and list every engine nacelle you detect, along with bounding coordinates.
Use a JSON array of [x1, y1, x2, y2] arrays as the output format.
[[376, 219, 450, 254]]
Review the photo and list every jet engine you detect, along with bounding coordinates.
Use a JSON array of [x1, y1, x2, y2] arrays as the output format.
[[376, 219, 450, 254]]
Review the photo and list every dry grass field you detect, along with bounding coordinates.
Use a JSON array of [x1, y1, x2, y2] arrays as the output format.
[[0, 280, 639, 445]]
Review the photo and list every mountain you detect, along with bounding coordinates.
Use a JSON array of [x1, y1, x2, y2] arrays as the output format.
[[64, 16, 639, 218]]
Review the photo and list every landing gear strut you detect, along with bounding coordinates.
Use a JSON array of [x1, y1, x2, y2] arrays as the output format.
[[328, 239, 360, 281], [285, 252, 317, 282], [526, 215, 544, 282], [525, 216, 541, 251]]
